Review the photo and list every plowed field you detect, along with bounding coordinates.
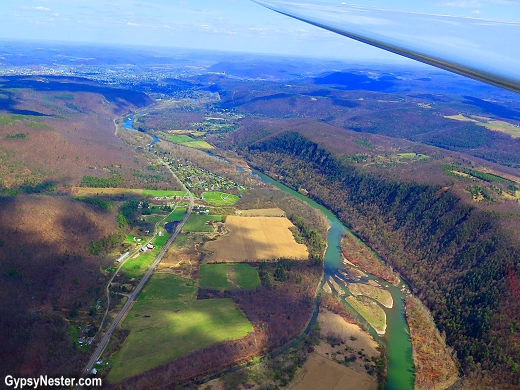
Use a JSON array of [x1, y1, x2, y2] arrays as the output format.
[[205, 216, 308, 262]]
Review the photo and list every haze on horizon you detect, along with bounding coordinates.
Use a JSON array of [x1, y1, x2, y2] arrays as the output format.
[[1, 0, 519, 63]]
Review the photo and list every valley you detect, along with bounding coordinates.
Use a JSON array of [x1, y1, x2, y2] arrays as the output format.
[[1, 48, 520, 389]]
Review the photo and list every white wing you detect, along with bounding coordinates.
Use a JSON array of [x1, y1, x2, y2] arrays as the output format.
[[253, 0, 520, 94]]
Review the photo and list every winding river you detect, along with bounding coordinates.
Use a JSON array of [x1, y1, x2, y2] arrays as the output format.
[[255, 171, 415, 390], [121, 113, 415, 388], [123, 114, 159, 146]]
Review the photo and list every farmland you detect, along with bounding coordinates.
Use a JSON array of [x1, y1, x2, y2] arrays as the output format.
[[107, 274, 252, 383], [72, 187, 187, 199], [120, 247, 161, 278], [288, 353, 377, 390], [164, 207, 187, 222], [159, 132, 214, 149], [202, 191, 240, 206], [445, 113, 520, 138], [120, 224, 170, 278], [199, 264, 261, 290], [205, 216, 308, 262], [182, 214, 223, 232]]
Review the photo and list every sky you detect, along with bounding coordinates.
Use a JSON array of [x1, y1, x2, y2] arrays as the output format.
[[0, 0, 519, 61]]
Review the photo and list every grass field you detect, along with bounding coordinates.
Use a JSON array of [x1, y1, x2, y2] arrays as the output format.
[[107, 274, 252, 383], [203, 191, 240, 206], [395, 153, 429, 159], [183, 214, 222, 232], [143, 214, 165, 226], [205, 216, 308, 262], [153, 229, 169, 247], [445, 114, 520, 138], [199, 264, 261, 290], [120, 247, 161, 278], [160, 133, 214, 149], [72, 187, 186, 198], [165, 207, 187, 222], [142, 189, 187, 198]]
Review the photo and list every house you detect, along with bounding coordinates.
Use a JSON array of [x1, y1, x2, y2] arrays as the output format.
[[96, 359, 103, 365], [91, 368, 97, 375], [146, 243, 154, 250]]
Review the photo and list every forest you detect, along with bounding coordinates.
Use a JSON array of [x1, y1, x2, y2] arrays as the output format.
[[241, 130, 520, 388]]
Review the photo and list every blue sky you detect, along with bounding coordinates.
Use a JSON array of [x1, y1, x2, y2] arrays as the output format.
[[0, 0, 519, 61]]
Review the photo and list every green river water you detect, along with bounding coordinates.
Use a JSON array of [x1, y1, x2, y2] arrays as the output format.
[[255, 171, 415, 390], [124, 111, 415, 388]]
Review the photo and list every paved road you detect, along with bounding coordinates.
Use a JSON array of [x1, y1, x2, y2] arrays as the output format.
[[76, 158, 194, 387]]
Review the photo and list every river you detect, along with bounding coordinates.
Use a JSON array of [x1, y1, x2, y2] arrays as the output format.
[[255, 171, 415, 390], [123, 114, 159, 147], [123, 109, 415, 388]]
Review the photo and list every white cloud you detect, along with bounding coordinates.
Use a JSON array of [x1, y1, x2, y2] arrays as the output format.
[[21, 6, 51, 12], [126, 22, 139, 26]]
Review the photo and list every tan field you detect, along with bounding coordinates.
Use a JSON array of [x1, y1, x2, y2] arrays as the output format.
[[72, 187, 144, 196], [238, 208, 286, 217], [205, 216, 308, 262], [445, 114, 520, 138], [288, 353, 377, 390], [317, 309, 380, 362]]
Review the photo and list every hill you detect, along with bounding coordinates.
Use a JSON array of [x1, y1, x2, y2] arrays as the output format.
[[0, 77, 178, 380], [224, 128, 520, 388]]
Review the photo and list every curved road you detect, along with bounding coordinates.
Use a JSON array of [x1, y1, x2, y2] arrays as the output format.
[[76, 157, 193, 387]]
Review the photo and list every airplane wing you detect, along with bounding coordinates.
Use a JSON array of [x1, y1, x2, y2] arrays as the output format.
[[252, 0, 520, 94]]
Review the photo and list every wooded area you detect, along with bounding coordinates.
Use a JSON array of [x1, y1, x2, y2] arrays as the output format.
[[242, 130, 520, 388]]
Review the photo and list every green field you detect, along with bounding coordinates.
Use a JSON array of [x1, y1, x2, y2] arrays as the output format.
[[395, 153, 429, 159], [143, 214, 165, 225], [165, 207, 187, 222], [124, 235, 138, 244], [199, 264, 261, 291], [161, 133, 214, 149], [142, 189, 187, 198], [107, 274, 252, 383], [183, 214, 222, 232], [202, 191, 240, 206], [120, 247, 160, 278], [152, 228, 169, 247]]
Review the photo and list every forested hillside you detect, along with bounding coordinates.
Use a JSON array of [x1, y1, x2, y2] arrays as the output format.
[[241, 131, 520, 388]]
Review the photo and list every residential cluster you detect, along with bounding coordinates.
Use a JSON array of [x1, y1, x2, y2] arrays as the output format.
[[164, 158, 246, 195]]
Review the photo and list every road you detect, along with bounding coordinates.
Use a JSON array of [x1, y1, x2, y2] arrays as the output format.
[[76, 157, 194, 387]]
